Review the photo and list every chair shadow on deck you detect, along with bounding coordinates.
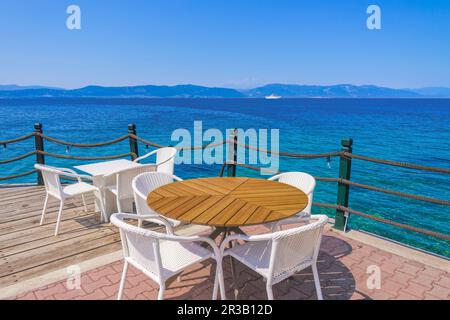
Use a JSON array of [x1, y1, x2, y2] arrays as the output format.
[[166, 235, 366, 300]]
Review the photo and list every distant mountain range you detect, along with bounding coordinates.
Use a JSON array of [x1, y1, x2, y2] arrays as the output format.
[[0, 84, 449, 98]]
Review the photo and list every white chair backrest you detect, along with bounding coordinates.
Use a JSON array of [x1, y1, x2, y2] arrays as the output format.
[[270, 215, 328, 281], [111, 213, 164, 279], [132, 172, 181, 216], [114, 165, 156, 200], [156, 147, 177, 175], [272, 172, 316, 214], [34, 164, 64, 199]]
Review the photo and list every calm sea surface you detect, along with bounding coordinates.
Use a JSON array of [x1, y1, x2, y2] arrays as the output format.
[[0, 98, 449, 257]]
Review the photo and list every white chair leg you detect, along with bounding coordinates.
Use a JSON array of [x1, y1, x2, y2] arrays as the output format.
[[158, 285, 165, 300], [312, 263, 323, 300], [116, 198, 122, 214], [117, 261, 129, 300], [40, 194, 49, 225], [54, 200, 64, 236], [82, 194, 88, 212], [266, 282, 274, 300]]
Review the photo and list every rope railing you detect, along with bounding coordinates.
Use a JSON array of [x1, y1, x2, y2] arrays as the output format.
[[0, 151, 36, 165], [129, 134, 229, 150], [36, 150, 137, 161], [235, 141, 342, 159], [314, 202, 450, 241], [0, 133, 35, 145], [0, 169, 38, 181], [38, 133, 130, 148], [344, 152, 450, 174], [229, 162, 450, 206]]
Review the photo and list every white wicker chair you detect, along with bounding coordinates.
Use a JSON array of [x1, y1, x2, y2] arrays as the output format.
[[103, 164, 156, 214], [111, 213, 225, 300], [132, 172, 184, 228], [218, 215, 328, 300], [267, 172, 316, 229], [35, 164, 106, 236], [134, 147, 177, 175]]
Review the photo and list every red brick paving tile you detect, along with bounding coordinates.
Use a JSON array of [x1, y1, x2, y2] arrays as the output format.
[[87, 266, 117, 282], [386, 255, 408, 267], [100, 282, 121, 298], [53, 288, 85, 300], [381, 279, 405, 295], [82, 276, 112, 294], [389, 271, 415, 286], [124, 281, 156, 300], [423, 293, 442, 300], [426, 284, 449, 300], [34, 282, 67, 300], [112, 262, 124, 273], [76, 288, 108, 300], [435, 274, 450, 289], [379, 261, 400, 276], [367, 252, 388, 264], [106, 272, 122, 284], [402, 282, 430, 298], [368, 289, 396, 300], [397, 263, 424, 276], [409, 273, 437, 289], [421, 266, 444, 279], [396, 290, 422, 300], [126, 273, 149, 287]]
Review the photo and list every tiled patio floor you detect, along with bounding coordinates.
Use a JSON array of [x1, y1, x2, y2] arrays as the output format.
[[12, 226, 450, 300]]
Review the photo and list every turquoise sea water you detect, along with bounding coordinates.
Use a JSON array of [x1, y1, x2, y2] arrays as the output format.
[[0, 98, 449, 257]]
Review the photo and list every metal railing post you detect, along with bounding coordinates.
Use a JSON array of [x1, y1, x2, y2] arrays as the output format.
[[334, 138, 353, 231], [128, 124, 139, 161], [34, 123, 45, 185], [227, 129, 238, 177]]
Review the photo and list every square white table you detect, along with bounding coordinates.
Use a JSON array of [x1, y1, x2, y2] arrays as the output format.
[[75, 159, 142, 219]]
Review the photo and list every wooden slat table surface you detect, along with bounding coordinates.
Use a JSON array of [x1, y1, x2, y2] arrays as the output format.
[[146, 177, 308, 228]]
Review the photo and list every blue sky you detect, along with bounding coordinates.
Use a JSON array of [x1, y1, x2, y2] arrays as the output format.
[[0, 0, 449, 89]]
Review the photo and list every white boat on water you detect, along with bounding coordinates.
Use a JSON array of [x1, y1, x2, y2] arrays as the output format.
[[265, 94, 282, 100]]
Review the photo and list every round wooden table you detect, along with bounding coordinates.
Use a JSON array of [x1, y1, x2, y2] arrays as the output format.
[[146, 177, 309, 238]]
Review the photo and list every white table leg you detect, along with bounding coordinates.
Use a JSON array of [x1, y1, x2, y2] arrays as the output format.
[[92, 176, 117, 221]]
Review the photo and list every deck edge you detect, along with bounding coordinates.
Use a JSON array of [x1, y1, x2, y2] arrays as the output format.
[[330, 227, 450, 272]]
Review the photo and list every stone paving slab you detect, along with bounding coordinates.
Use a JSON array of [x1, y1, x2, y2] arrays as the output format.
[[12, 226, 450, 300]]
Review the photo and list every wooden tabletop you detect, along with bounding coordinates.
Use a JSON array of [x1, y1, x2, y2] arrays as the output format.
[[147, 177, 308, 228]]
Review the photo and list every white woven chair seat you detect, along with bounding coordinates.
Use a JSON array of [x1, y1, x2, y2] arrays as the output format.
[[227, 240, 273, 278], [62, 182, 98, 197], [159, 241, 213, 278], [127, 240, 213, 280]]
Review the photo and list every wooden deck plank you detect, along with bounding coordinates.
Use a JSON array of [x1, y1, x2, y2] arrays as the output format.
[[0, 186, 124, 289]]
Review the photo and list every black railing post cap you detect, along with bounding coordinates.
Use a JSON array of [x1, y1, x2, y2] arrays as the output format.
[[341, 138, 353, 147]]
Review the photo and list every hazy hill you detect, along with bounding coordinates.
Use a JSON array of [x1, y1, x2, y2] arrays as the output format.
[[0, 83, 449, 98]]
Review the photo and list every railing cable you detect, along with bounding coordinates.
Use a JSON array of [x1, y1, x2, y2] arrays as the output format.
[[314, 202, 450, 241], [38, 133, 130, 148]]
